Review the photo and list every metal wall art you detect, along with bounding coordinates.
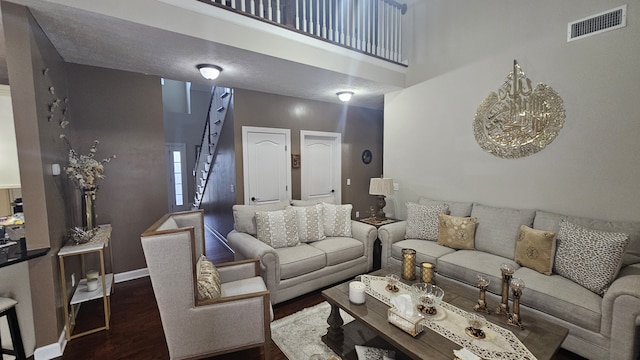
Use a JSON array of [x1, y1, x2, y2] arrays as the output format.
[[473, 60, 565, 159]]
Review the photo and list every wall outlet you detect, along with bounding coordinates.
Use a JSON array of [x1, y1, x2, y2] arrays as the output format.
[[355, 211, 360, 218], [230, 184, 235, 193], [393, 182, 400, 191], [71, 273, 76, 287]]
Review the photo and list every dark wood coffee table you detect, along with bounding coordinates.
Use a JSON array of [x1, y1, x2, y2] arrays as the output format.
[[321, 267, 568, 360]]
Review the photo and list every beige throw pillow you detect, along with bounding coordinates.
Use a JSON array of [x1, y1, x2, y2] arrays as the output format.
[[292, 204, 326, 242], [437, 214, 478, 250], [514, 225, 556, 275], [405, 202, 449, 240], [256, 207, 299, 248], [322, 203, 352, 237], [196, 255, 221, 301]]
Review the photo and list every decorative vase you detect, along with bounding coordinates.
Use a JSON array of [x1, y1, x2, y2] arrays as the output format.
[[401, 248, 416, 280], [81, 187, 97, 230]]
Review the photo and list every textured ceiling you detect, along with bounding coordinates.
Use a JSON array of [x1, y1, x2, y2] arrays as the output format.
[[0, 1, 406, 109]]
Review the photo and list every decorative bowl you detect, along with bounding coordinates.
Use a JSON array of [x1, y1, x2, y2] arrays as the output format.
[[411, 283, 444, 315]]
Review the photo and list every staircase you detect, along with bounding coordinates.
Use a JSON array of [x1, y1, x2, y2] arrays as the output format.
[[192, 86, 233, 208]]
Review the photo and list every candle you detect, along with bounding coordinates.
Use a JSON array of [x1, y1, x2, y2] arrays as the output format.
[[349, 281, 366, 304]]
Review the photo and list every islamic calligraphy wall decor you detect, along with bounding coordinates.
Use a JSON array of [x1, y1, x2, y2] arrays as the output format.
[[473, 60, 565, 159]]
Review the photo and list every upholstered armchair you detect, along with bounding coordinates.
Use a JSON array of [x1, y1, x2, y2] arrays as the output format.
[[141, 210, 272, 360]]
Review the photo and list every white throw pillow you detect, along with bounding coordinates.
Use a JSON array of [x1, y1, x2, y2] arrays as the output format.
[[322, 203, 352, 237], [255, 207, 299, 248], [291, 204, 326, 242], [554, 220, 629, 295], [405, 202, 449, 240], [355, 345, 395, 360]]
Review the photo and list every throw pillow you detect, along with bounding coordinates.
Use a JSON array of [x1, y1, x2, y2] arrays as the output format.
[[196, 255, 221, 301], [256, 207, 299, 248], [514, 225, 556, 275], [554, 220, 629, 295], [292, 204, 326, 242], [405, 202, 449, 241], [355, 345, 396, 360], [322, 203, 352, 237], [437, 214, 478, 250]]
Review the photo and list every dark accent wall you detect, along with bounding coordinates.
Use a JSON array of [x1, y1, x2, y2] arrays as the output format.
[[66, 64, 167, 273], [3, 3, 168, 347], [233, 89, 384, 219]]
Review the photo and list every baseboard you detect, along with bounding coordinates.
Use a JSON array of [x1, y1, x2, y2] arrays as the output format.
[[33, 328, 66, 360], [114, 267, 149, 283]]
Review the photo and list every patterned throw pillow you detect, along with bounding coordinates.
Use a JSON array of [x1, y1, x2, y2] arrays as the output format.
[[405, 202, 449, 240], [514, 225, 556, 275], [322, 203, 352, 237], [196, 254, 221, 301], [355, 345, 396, 360], [436, 214, 478, 250], [256, 207, 299, 248], [292, 204, 326, 242], [554, 220, 629, 295]]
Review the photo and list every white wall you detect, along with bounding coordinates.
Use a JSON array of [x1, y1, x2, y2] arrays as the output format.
[[0, 85, 21, 188], [385, 0, 640, 222]]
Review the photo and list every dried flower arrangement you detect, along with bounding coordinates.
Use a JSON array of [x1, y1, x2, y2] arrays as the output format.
[[60, 134, 116, 192]]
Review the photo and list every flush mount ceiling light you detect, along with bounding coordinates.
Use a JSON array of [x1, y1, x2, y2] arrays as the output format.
[[337, 91, 354, 102], [197, 64, 223, 80]]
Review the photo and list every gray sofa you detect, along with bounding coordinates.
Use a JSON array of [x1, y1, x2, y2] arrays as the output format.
[[227, 201, 378, 304], [379, 198, 640, 360]]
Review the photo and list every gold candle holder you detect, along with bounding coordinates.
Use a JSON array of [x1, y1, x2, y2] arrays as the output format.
[[474, 274, 491, 314], [508, 278, 526, 330], [420, 262, 436, 284], [401, 248, 416, 281], [496, 263, 514, 316]]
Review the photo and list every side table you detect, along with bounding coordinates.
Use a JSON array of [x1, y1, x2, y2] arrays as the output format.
[[57, 224, 113, 340], [358, 217, 400, 270]]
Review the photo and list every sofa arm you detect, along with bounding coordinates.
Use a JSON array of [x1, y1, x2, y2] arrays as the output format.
[[216, 259, 260, 283], [378, 221, 407, 268], [226, 230, 280, 288], [351, 220, 378, 270], [601, 263, 640, 359]]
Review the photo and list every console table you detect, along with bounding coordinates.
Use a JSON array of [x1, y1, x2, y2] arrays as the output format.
[[57, 224, 113, 340]]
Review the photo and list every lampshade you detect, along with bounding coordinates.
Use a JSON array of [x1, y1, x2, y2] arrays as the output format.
[[197, 64, 222, 80], [369, 178, 394, 196], [337, 91, 354, 102]]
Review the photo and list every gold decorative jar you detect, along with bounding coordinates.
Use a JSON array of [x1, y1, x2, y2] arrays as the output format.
[[420, 262, 436, 284], [401, 248, 416, 280]]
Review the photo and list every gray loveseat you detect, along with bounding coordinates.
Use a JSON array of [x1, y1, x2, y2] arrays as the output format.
[[228, 201, 378, 304], [379, 198, 640, 360]]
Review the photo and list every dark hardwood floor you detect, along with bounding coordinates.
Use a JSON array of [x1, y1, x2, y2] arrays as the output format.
[[57, 232, 585, 360]]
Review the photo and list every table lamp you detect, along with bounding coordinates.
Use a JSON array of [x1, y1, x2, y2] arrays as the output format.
[[369, 177, 394, 219]]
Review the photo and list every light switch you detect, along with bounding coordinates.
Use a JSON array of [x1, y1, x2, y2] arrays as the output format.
[[52, 163, 61, 176], [393, 182, 399, 191], [347, 178, 351, 185]]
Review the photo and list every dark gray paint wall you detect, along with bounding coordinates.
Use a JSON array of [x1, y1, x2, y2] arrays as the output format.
[[232, 89, 384, 219]]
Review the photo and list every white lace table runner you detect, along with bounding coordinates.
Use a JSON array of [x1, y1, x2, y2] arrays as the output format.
[[360, 275, 537, 360]]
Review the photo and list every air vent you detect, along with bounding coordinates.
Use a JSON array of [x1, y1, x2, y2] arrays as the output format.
[[568, 5, 627, 42]]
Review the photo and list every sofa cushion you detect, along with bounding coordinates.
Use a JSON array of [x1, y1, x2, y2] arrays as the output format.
[[437, 250, 519, 294], [196, 255, 221, 300], [554, 220, 629, 295], [391, 239, 456, 265], [256, 207, 299, 248], [534, 210, 640, 266], [514, 267, 602, 332], [232, 201, 289, 235], [418, 197, 473, 217], [309, 237, 363, 266], [292, 204, 326, 243], [322, 203, 352, 237], [437, 214, 478, 250], [405, 202, 449, 240], [220, 276, 268, 297], [514, 225, 556, 275], [276, 244, 326, 279], [471, 204, 535, 259]]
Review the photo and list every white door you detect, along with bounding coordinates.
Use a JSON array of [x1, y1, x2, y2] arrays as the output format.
[[242, 127, 291, 205], [165, 143, 189, 212], [300, 131, 341, 204]]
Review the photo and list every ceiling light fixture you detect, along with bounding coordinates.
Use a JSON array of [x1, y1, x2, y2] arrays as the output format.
[[197, 64, 223, 80], [337, 91, 354, 102]]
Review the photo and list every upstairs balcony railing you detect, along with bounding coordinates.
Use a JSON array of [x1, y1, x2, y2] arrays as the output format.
[[197, 0, 407, 64]]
